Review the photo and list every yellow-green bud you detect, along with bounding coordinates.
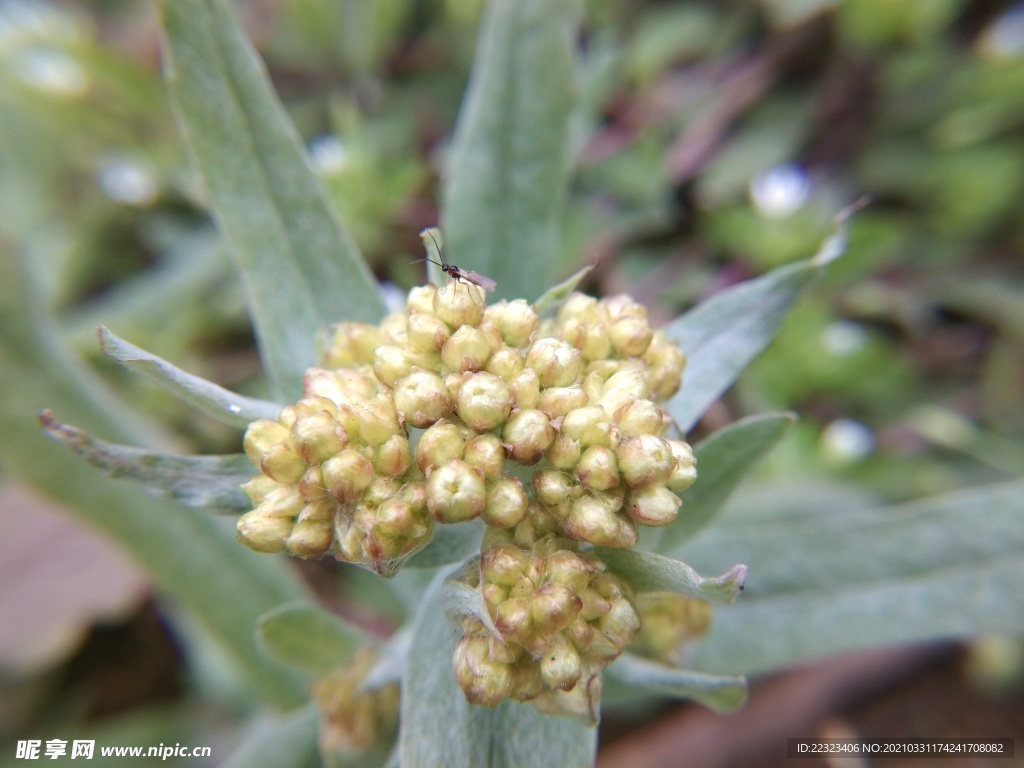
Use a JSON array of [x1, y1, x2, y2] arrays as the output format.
[[494, 596, 531, 641], [561, 407, 617, 450], [666, 439, 697, 491], [456, 372, 512, 432], [614, 399, 664, 437], [645, 333, 686, 401], [433, 281, 486, 328], [557, 293, 599, 323], [633, 594, 711, 661], [545, 432, 582, 470], [237, 509, 293, 553], [441, 325, 492, 373], [321, 321, 384, 368], [243, 419, 289, 464], [415, 419, 469, 473], [260, 442, 306, 484], [453, 631, 512, 706], [406, 311, 451, 354], [525, 338, 583, 388], [544, 550, 596, 593], [354, 396, 402, 446], [530, 582, 582, 637], [393, 370, 453, 428], [242, 474, 277, 504], [406, 284, 437, 315], [372, 434, 412, 477], [298, 466, 329, 500], [304, 370, 382, 407], [502, 409, 556, 465], [481, 544, 530, 585], [539, 634, 583, 691], [596, 595, 641, 654], [485, 347, 525, 381], [581, 322, 613, 361], [576, 446, 620, 491], [292, 411, 348, 465], [616, 435, 675, 489], [537, 385, 589, 418], [533, 468, 578, 507], [463, 434, 505, 478], [565, 494, 636, 548], [375, 496, 426, 538], [322, 449, 376, 502], [483, 477, 528, 528], [626, 486, 681, 526], [485, 300, 540, 348], [427, 459, 486, 523], [372, 344, 411, 388], [597, 368, 649, 418], [609, 315, 653, 357], [256, 484, 307, 517], [478, 321, 504, 354], [285, 500, 335, 556], [509, 368, 541, 410]]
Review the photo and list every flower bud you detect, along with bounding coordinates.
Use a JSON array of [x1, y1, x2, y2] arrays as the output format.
[[406, 311, 451, 353], [355, 396, 402, 446], [598, 368, 649, 418], [304, 370, 381, 407], [564, 494, 637, 548], [575, 446, 620, 491], [561, 407, 617, 449], [406, 284, 437, 315], [502, 409, 556, 465], [256, 484, 307, 517], [494, 596, 531, 641], [580, 323, 612, 361], [557, 293, 599, 323], [285, 501, 335, 556], [485, 347, 525, 381], [298, 466, 329, 500], [526, 338, 583, 388], [545, 432, 582, 470], [544, 550, 596, 594], [614, 399, 664, 437], [372, 434, 411, 477], [260, 442, 306, 484], [322, 449, 375, 502], [532, 468, 578, 507], [537, 385, 589, 418], [666, 439, 697, 491], [321, 322, 384, 368], [375, 496, 431, 542], [508, 368, 541, 410], [243, 419, 289, 464], [441, 325, 492, 372], [434, 281, 485, 328], [626, 486, 681, 526], [539, 634, 582, 691], [292, 411, 348, 465], [415, 419, 469, 473], [483, 477, 529, 528], [485, 300, 540, 348], [453, 631, 512, 706], [609, 315, 653, 357], [456, 372, 512, 432], [481, 545, 530, 586], [427, 459, 486, 523], [393, 370, 454, 428], [242, 474, 277, 504], [633, 594, 712, 661], [616, 435, 675, 489], [463, 434, 505, 478], [530, 583, 582, 636], [645, 333, 686, 400], [372, 344, 411, 388], [237, 510, 293, 553], [597, 595, 641, 653]]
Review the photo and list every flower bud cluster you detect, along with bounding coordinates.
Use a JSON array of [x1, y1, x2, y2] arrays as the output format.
[[452, 513, 640, 719], [313, 648, 399, 757], [630, 592, 712, 663]]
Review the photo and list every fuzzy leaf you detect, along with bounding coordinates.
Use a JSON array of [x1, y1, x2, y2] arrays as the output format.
[[40, 413, 253, 512], [664, 204, 860, 432], [160, 0, 385, 402], [655, 412, 796, 554], [361, 627, 411, 692], [441, 563, 501, 639], [681, 481, 1024, 676], [607, 653, 747, 713], [442, 0, 578, 301], [488, 701, 596, 768], [405, 520, 485, 569], [592, 549, 747, 604], [219, 705, 320, 768], [533, 266, 594, 317], [98, 326, 282, 427], [256, 601, 368, 675]]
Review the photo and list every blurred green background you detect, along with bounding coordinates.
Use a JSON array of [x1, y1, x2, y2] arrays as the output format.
[[1, 0, 1022, 764]]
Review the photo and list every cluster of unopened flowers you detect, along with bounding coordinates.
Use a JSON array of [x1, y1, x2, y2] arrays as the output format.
[[238, 277, 700, 721]]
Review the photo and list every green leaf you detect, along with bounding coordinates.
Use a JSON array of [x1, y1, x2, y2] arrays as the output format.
[[607, 653, 747, 713], [532, 266, 594, 317], [219, 705, 320, 768], [441, 563, 501, 639], [682, 481, 1024, 676], [405, 520, 484, 569], [41, 412, 253, 512], [663, 203, 860, 432], [160, 0, 385, 402], [655, 413, 795, 554], [98, 326, 282, 427], [487, 700, 596, 768], [441, 0, 579, 301], [257, 601, 368, 675], [592, 549, 747, 604]]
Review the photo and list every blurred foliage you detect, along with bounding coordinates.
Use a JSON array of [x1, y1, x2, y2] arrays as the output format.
[[2, 0, 1023, 760]]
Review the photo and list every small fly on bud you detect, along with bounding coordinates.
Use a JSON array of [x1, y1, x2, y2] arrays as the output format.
[[414, 228, 497, 292]]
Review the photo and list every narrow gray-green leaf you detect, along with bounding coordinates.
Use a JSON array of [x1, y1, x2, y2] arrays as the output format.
[[655, 412, 795, 554], [607, 653, 747, 713], [682, 481, 1024, 676], [256, 601, 368, 675], [441, 564, 501, 639], [160, 0, 384, 401], [489, 700, 596, 768], [664, 204, 859, 432], [99, 326, 282, 427], [361, 627, 411, 692], [533, 265, 594, 317], [592, 549, 746, 604], [441, 0, 578, 301], [41, 412, 253, 512], [219, 705, 320, 768], [405, 520, 484, 569]]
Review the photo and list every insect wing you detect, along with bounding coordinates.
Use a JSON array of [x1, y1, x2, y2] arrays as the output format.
[[458, 269, 497, 292]]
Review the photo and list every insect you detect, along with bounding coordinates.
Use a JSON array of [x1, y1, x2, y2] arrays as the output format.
[[414, 229, 497, 292]]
